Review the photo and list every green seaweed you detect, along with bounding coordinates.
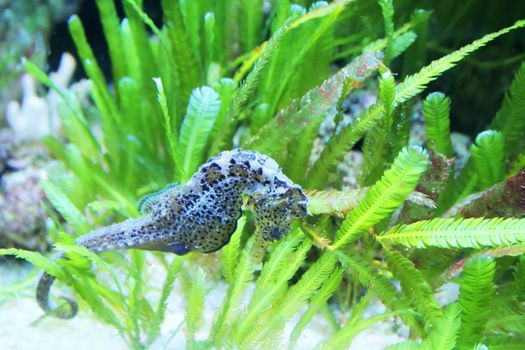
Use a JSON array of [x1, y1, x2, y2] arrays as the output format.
[[2, 1, 525, 349]]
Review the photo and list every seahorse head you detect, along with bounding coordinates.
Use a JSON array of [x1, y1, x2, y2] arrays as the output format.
[[194, 148, 308, 241], [252, 185, 308, 240]]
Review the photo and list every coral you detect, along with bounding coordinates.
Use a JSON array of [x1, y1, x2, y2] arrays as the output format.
[[0, 130, 50, 251], [6, 52, 80, 140]]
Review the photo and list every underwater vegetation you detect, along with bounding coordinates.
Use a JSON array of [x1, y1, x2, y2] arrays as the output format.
[[1, 0, 525, 348]]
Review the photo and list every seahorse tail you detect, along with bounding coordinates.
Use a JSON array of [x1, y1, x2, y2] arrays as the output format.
[[36, 272, 79, 319]]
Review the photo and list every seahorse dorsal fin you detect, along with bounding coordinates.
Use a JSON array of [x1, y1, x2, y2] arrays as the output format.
[[137, 182, 179, 214]]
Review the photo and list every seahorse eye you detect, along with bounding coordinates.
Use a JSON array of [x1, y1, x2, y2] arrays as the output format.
[[269, 227, 286, 240]]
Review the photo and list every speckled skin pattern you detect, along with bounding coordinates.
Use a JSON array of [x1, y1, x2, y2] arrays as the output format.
[[36, 149, 308, 318]]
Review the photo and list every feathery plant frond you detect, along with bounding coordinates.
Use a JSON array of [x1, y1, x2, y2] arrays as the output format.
[[337, 253, 422, 334], [14, 0, 525, 348], [264, 1, 344, 115], [333, 146, 429, 250], [359, 69, 397, 186], [307, 102, 386, 189], [375, 0, 416, 63], [240, 252, 339, 347], [0, 248, 64, 280], [484, 336, 525, 350], [211, 237, 256, 346], [185, 267, 206, 346], [307, 188, 435, 215], [153, 77, 177, 164], [289, 268, 344, 348], [438, 62, 525, 211], [246, 51, 382, 158], [490, 62, 525, 161], [234, 233, 313, 339], [307, 188, 369, 215], [219, 216, 247, 285], [207, 78, 236, 156], [395, 20, 525, 104], [471, 130, 505, 190], [458, 256, 495, 349], [386, 304, 461, 350], [94, 0, 126, 85], [378, 217, 525, 248], [514, 256, 525, 301], [40, 180, 92, 234], [307, 6, 500, 188], [251, 228, 307, 292], [230, 0, 355, 124], [316, 311, 402, 350], [422, 303, 461, 350], [387, 31, 417, 61], [384, 249, 443, 326], [383, 340, 422, 350], [423, 92, 453, 157], [176, 86, 221, 181], [145, 258, 183, 347], [378, 0, 395, 63]]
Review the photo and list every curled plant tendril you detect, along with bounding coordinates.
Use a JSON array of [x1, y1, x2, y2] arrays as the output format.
[[37, 149, 308, 319]]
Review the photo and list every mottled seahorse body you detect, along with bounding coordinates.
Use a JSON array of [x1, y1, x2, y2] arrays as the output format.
[[37, 149, 308, 319]]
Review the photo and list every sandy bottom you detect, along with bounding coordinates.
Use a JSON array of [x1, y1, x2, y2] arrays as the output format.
[[1, 260, 457, 349]]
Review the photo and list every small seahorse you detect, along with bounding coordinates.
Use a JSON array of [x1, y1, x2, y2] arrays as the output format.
[[37, 149, 308, 319]]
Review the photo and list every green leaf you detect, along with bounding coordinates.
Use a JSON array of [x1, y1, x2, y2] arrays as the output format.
[[307, 103, 385, 189], [241, 252, 339, 348], [185, 267, 207, 343], [395, 20, 525, 104], [0, 248, 64, 280], [359, 69, 397, 186], [471, 130, 505, 190], [68, 15, 118, 124], [388, 31, 417, 60], [490, 62, 525, 161], [251, 228, 307, 292], [153, 77, 177, 166], [383, 340, 422, 350], [384, 249, 443, 326], [40, 180, 91, 234], [333, 146, 429, 249], [234, 231, 312, 342], [378, 217, 525, 249], [423, 92, 453, 157], [438, 62, 525, 211], [289, 268, 344, 347], [421, 303, 461, 350], [484, 336, 525, 350], [239, 0, 263, 52], [176, 86, 221, 181], [458, 256, 495, 348], [247, 51, 382, 157], [337, 253, 423, 335], [212, 237, 256, 346], [318, 311, 404, 350], [95, 0, 126, 84], [220, 216, 247, 285], [378, 0, 395, 62], [146, 258, 183, 346], [307, 188, 435, 216], [515, 255, 525, 301]]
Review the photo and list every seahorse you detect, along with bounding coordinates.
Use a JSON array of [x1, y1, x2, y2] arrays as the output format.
[[37, 149, 308, 319]]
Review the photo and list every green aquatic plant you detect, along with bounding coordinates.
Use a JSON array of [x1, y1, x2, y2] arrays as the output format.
[[1, 0, 525, 349]]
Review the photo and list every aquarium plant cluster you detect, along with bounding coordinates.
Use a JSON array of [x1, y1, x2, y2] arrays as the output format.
[[1, 0, 525, 349]]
